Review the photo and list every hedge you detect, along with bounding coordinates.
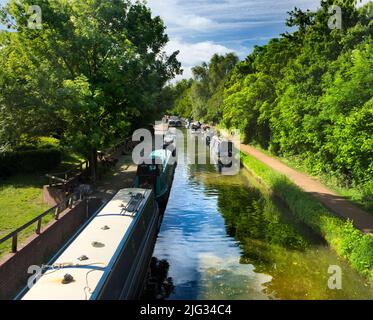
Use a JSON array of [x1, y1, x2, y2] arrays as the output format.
[[241, 152, 373, 284], [0, 148, 62, 178]]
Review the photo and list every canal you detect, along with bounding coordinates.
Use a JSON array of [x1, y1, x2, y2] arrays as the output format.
[[150, 132, 372, 300]]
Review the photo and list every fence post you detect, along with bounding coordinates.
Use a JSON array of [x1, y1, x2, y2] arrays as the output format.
[[86, 198, 89, 219], [11, 234, 17, 253], [36, 218, 42, 235], [55, 206, 60, 220]]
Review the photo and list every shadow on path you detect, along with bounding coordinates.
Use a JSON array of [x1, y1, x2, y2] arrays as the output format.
[[94, 155, 137, 203]]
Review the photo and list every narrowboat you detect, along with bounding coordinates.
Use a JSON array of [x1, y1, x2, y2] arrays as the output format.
[[204, 128, 216, 146], [134, 149, 176, 210], [169, 119, 182, 128], [16, 188, 160, 300], [163, 133, 175, 149], [191, 121, 201, 130], [210, 136, 233, 167]]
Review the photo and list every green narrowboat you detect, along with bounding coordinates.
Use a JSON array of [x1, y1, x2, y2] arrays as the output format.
[[134, 149, 176, 210]]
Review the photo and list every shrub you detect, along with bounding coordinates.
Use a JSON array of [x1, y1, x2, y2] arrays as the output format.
[[16, 136, 61, 152], [0, 148, 62, 178]]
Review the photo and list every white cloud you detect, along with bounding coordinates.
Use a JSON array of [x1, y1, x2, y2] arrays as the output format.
[[148, 0, 216, 31], [147, 0, 373, 82], [148, 0, 319, 34], [165, 38, 234, 82], [166, 39, 232, 66], [148, 0, 320, 82]]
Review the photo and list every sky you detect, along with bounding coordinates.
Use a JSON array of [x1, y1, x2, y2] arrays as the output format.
[[147, 0, 370, 81], [1, 0, 370, 81], [147, 0, 321, 81]]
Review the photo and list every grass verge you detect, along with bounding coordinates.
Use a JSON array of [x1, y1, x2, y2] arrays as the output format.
[[0, 174, 50, 257], [0, 151, 84, 258], [241, 152, 373, 284], [249, 144, 372, 212]]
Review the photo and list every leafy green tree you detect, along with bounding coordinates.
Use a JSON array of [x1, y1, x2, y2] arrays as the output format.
[[166, 0, 372, 201], [0, 0, 181, 180], [169, 53, 238, 122]]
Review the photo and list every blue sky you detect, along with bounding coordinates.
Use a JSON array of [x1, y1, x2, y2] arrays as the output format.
[[147, 0, 369, 80], [147, 0, 321, 80], [1, 0, 370, 80]]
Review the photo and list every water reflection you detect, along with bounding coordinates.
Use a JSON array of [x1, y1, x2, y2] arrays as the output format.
[[151, 133, 372, 300], [212, 173, 373, 299], [141, 257, 174, 300]]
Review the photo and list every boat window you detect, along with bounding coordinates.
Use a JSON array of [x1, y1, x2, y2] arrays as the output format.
[[137, 164, 162, 176]]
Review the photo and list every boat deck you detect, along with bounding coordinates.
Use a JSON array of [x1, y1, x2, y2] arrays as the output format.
[[21, 188, 151, 300]]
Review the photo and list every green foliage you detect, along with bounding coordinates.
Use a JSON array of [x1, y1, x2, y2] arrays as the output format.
[[167, 53, 239, 122], [0, 0, 181, 159], [0, 148, 62, 178], [15, 136, 61, 151], [166, 1, 372, 197], [161, 79, 193, 118], [166, 0, 373, 200], [241, 152, 373, 282]]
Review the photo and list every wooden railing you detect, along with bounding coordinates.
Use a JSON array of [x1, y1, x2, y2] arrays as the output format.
[[98, 138, 137, 168], [0, 193, 82, 253], [46, 160, 89, 191]]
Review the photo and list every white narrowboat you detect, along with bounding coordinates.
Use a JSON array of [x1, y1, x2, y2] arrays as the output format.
[[210, 136, 233, 167]]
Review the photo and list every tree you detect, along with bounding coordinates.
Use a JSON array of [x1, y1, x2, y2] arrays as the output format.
[[168, 53, 238, 122], [0, 0, 181, 180]]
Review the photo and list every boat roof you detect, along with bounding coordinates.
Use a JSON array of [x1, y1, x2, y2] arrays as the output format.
[[149, 149, 172, 166], [20, 188, 151, 300]]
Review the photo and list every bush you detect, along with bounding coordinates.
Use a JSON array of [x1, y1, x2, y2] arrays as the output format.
[[16, 136, 61, 152], [0, 148, 62, 178]]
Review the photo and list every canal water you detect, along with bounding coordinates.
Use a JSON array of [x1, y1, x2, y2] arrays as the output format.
[[151, 132, 372, 300]]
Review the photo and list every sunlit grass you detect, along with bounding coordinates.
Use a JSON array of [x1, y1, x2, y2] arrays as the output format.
[[250, 144, 372, 213], [240, 152, 373, 284], [0, 174, 49, 256], [0, 151, 84, 257]]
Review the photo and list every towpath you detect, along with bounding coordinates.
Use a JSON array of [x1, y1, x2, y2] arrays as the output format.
[[95, 154, 137, 202], [240, 144, 373, 235]]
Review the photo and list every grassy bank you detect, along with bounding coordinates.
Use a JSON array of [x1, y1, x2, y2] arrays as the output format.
[[0, 151, 84, 257], [0, 174, 50, 257], [240, 152, 373, 284], [249, 144, 372, 213]]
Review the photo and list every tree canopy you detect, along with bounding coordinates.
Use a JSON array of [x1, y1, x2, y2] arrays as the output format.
[[0, 0, 181, 168]]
